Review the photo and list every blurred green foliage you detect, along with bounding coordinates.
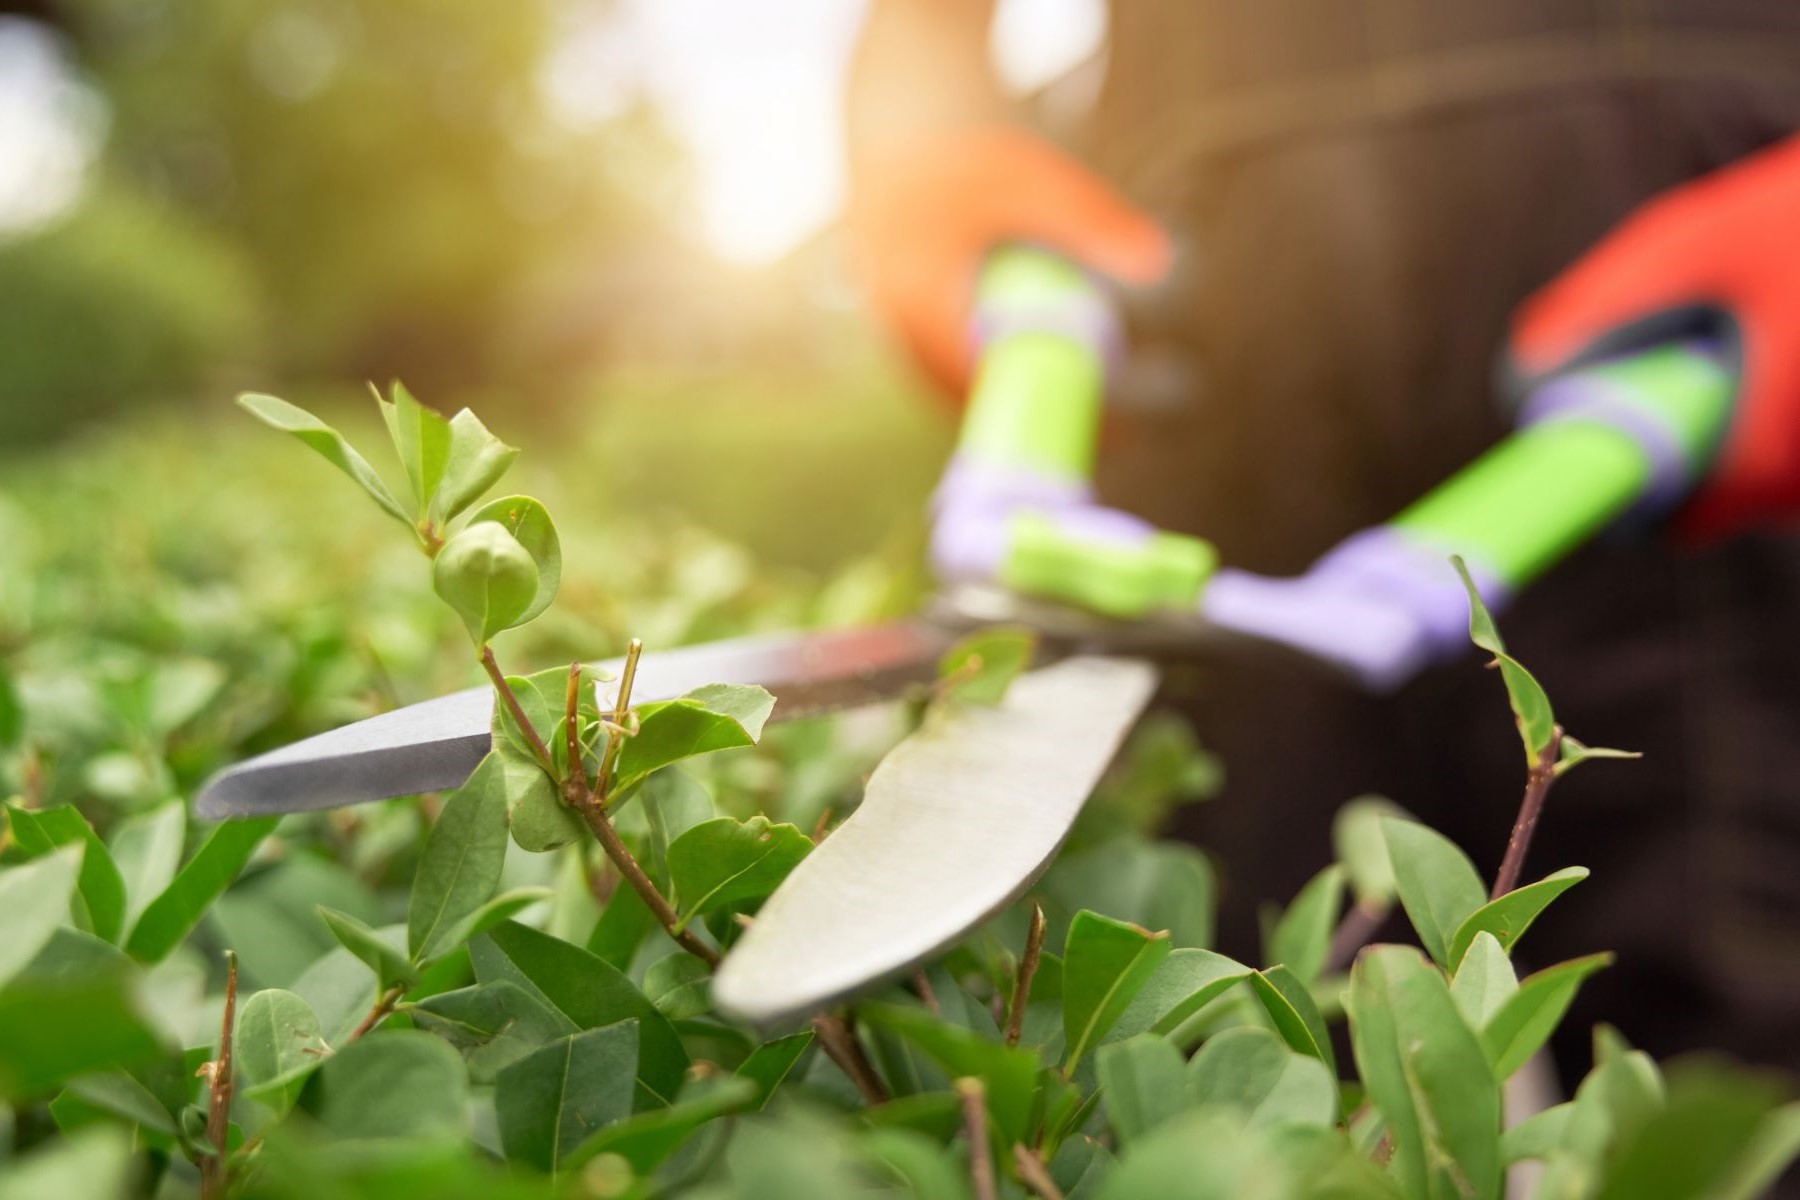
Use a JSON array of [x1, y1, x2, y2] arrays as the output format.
[[0, 179, 262, 441], [0, 0, 686, 440], [0, 371, 941, 813]]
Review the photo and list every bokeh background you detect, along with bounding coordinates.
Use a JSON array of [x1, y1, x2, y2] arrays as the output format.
[[0, 0, 1109, 546], [0, 0, 1108, 810]]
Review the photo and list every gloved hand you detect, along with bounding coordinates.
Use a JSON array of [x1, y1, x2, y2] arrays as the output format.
[[848, 126, 1171, 393], [1510, 133, 1800, 537], [927, 246, 1215, 619]]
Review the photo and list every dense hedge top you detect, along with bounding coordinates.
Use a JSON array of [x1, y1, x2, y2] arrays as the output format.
[[0, 390, 1793, 1200]]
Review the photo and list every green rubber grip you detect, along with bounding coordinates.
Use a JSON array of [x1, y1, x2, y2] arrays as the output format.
[[954, 246, 1217, 617], [1002, 514, 1218, 619], [957, 247, 1109, 480], [1392, 343, 1734, 586]]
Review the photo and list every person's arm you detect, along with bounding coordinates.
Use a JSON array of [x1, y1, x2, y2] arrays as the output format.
[[845, 2, 1212, 617], [1508, 132, 1800, 539], [846, 0, 1005, 170], [1200, 134, 1800, 690], [844, 0, 1167, 391]]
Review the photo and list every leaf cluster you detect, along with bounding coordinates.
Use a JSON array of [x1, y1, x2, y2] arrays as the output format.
[[0, 401, 1792, 1200]]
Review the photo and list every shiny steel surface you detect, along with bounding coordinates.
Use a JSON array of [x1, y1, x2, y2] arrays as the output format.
[[195, 620, 958, 818], [711, 655, 1159, 1026]]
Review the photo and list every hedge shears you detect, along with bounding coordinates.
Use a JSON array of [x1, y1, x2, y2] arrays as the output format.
[[198, 246, 1735, 1026]]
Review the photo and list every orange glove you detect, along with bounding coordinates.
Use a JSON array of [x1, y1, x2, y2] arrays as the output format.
[[847, 126, 1172, 394], [1509, 133, 1800, 538]]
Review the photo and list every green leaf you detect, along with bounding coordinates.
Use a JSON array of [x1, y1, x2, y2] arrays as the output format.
[[1081, 711, 1221, 839], [1593, 1063, 1788, 1200], [378, 380, 451, 517], [1555, 735, 1641, 777], [467, 496, 560, 626], [125, 816, 277, 964], [640, 769, 717, 888], [1091, 1110, 1288, 1200], [57, 1070, 177, 1136], [1107, 948, 1252, 1043], [1534, 1026, 1665, 1196], [433, 522, 538, 645], [317, 1029, 469, 1142], [453, 888, 551, 948], [1246, 965, 1337, 1077], [408, 752, 510, 962], [1712, 1101, 1800, 1200], [862, 1092, 964, 1142], [144, 658, 227, 738], [856, 1002, 1039, 1145], [1265, 864, 1344, 985], [666, 815, 811, 931], [860, 1125, 972, 1200], [1047, 1133, 1116, 1198], [936, 625, 1037, 705], [1453, 555, 1555, 760], [0, 664, 19, 751], [1332, 795, 1407, 908], [1447, 866, 1587, 969], [494, 747, 584, 854], [1500, 1102, 1571, 1164], [6, 806, 124, 945], [0, 845, 84, 988], [0, 967, 165, 1100], [1061, 911, 1172, 1074], [735, 1032, 813, 1105], [613, 684, 776, 794], [470, 920, 689, 1106], [237, 393, 411, 527], [436, 407, 520, 522], [1346, 945, 1501, 1200], [106, 803, 184, 943], [491, 669, 558, 762], [235, 989, 329, 1110], [1448, 932, 1518, 1031], [1186, 1026, 1338, 1130], [408, 980, 576, 1085], [1043, 838, 1216, 950], [563, 1074, 758, 1174], [289, 945, 377, 1047], [495, 1021, 639, 1171], [643, 953, 710, 1019], [587, 879, 654, 970], [318, 907, 416, 992], [1480, 953, 1612, 1081], [1383, 818, 1487, 968], [1096, 1033, 1186, 1145], [0, 1129, 134, 1200]]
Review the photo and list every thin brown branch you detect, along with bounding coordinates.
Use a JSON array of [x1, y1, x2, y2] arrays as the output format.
[[810, 806, 835, 844], [347, 985, 404, 1042], [1324, 900, 1389, 974], [812, 1012, 890, 1105], [1491, 727, 1563, 900], [913, 969, 941, 1015], [480, 645, 554, 774], [1004, 905, 1046, 1048], [200, 951, 239, 1200], [564, 661, 584, 787], [579, 800, 720, 967], [958, 1077, 997, 1200], [1013, 1144, 1067, 1200], [593, 639, 642, 802], [570, 638, 718, 965], [20, 744, 42, 808]]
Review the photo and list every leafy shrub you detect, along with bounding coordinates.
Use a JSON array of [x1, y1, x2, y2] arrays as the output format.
[[0, 389, 1795, 1200]]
